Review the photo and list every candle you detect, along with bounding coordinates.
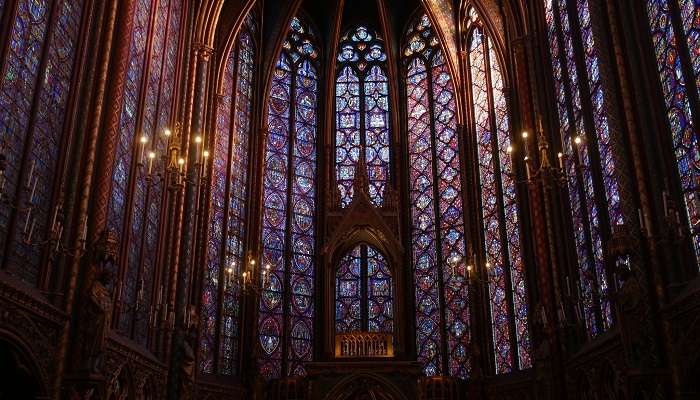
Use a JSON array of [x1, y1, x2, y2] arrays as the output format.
[[466, 264, 473, 279], [522, 131, 529, 157], [139, 135, 148, 162], [573, 136, 582, 161], [138, 278, 144, 304], [23, 208, 32, 233], [178, 157, 185, 173], [27, 219, 35, 242], [557, 152, 564, 169], [55, 225, 63, 252], [558, 302, 566, 322], [164, 128, 171, 138], [148, 151, 156, 175], [524, 157, 531, 180], [645, 212, 652, 235], [26, 160, 35, 187], [242, 271, 248, 291], [51, 205, 59, 232], [194, 136, 202, 162], [81, 222, 87, 249], [29, 177, 37, 204]]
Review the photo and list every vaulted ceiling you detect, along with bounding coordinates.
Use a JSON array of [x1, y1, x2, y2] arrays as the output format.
[[198, 0, 530, 125]]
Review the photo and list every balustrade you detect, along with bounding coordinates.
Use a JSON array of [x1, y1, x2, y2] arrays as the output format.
[[334, 332, 393, 358]]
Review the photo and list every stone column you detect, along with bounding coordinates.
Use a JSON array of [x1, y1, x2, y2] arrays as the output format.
[[167, 43, 213, 400]]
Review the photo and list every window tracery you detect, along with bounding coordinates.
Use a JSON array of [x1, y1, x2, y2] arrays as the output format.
[[644, 0, 700, 268], [335, 244, 393, 335], [0, 0, 85, 285], [335, 26, 391, 207], [543, 0, 626, 338], [199, 13, 256, 376], [465, 8, 530, 373], [404, 13, 471, 378], [258, 16, 318, 379], [106, 0, 183, 345]]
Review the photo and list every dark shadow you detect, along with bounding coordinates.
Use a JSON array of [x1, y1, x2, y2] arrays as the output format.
[[0, 337, 44, 400]]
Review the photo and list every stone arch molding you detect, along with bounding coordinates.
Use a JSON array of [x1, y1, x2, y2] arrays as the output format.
[[0, 329, 49, 398], [324, 191, 403, 269], [323, 373, 409, 400]]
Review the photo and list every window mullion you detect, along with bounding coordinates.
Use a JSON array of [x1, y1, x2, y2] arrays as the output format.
[[361, 244, 369, 331], [565, 0, 619, 330], [482, 38, 520, 372], [126, 0, 162, 339], [359, 66, 367, 172], [551, 0, 606, 334], [0, 0, 62, 278], [280, 59, 299, 377], [667, 0, 700, 126], [423, 55, 450, 376], [213, 42, 243, 375]]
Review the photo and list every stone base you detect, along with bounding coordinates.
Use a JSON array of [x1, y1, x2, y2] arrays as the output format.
[[304, 360, 423, 400]]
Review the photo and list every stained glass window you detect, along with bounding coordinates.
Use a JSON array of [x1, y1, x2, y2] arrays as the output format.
[[105, 0, 183, 345], [404, 14, 471, 378], [465, 8, 531, 373], [335, 244, 393, 334], [543, 0, 627, 338], [199, 14, 256, 376], [0, 0, 84, 285], [644, 0, 700, 267], [335, 26, 391, 207], [258, 16, 318, 379]]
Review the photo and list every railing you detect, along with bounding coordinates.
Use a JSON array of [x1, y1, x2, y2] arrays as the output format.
[[418, 376, 459, 400], [334, 332, 394, 358]]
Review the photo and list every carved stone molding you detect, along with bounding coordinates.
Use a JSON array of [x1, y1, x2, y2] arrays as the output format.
[[103, 334, 168, 399], [195, 380, 247, 400], [0, 272, 65, 391]]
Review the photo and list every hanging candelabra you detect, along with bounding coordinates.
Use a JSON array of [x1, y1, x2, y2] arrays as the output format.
[[223, 253, 273, 296], [515, 118, 589, 329]]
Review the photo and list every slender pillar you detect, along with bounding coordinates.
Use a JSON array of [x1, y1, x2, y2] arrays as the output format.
[[167, 43, 213, 400], [52, 0, 136, 397]]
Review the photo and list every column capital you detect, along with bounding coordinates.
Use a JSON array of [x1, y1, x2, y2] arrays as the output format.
[[194, 43, 215, 60]]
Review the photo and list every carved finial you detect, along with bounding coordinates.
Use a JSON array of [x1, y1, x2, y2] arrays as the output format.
[[537, 117, 551, 169], [168, 122, 182, 169], [382, 185, 398, 210], [93, 229, 119, 265], [353, 155, 370, 201]]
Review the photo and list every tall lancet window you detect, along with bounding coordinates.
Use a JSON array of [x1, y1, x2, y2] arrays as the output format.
[[335, 244, 394, 334], [403, 14, 471, 378], [199, 14, 256, 376], [105, 0, 183, 346], [335, 26, 391, 207], [543, 0, 626, 338], [258, 16, 318, 379], [0, 0, 85, 285], [465, 8, 530, 373], [644, 0, 700, 268]]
